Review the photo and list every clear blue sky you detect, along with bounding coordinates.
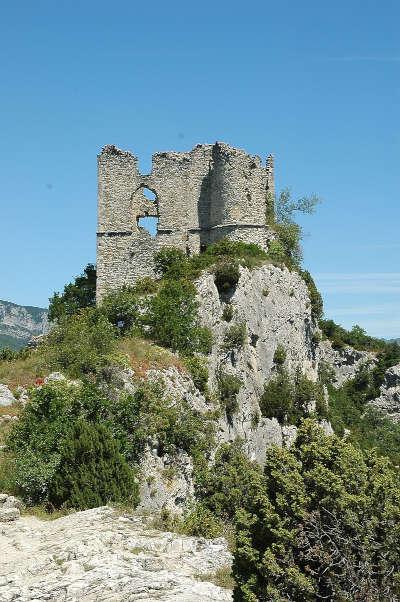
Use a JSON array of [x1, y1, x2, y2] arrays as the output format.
[[1, 0, 399, 338]]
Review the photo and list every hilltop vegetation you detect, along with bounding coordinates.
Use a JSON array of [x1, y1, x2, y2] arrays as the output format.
[[1, 239, 400, 601]]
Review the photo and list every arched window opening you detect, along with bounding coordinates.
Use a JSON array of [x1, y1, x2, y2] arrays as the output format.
[[137, 215, 159, 236], [142, 187, 157, 202]]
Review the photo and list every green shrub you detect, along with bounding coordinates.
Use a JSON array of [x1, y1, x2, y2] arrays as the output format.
[[204, 239, 267, 264], [184, 356, 209, 393], [222, 304, 234, 322], [222, 322, 247, 351], [271, 221, 303, 267], [328, 361, 400, 464], [194, 326, 214, 355], [132, 277, 159, 295], [48, 264, 96, 322], [233, 420, 400, 601], [100, 287, 144, 335], [181, 503, 227, 539], [194, 440, 263, 522], [214, 261, 240, 293], [4, 378, 214, 506], [44, 308, 118, 378], [320, 319, 399, 354], [154, 247, 189, 279], [266, 239, 287, 264], [49, 419, 138, 509], [260, 369, 294, 424], [260, 369, 325, 424], [147, 279, 201, 354], [217, 371, 242, 416], [299, 270, 323, 321], [273, 344, 286, 367], [294, 368, 325, 417], [318, 360, 335, 385]]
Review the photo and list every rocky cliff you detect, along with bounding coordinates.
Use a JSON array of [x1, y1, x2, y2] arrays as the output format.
[[369, 363, 400, 422], [0, 300, 48, 350]]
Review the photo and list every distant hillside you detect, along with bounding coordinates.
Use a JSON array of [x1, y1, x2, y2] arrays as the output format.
[[0, 300, 48, 350]]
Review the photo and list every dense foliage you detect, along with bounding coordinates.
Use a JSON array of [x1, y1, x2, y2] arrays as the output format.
[[49, 419, 137, 509], [43, 307, 119, 378], [146, 279, 212, 354], [2, 379, 213, 507], [328, 344, 400, 465], [192, 423, 400, 602], [232, 420, 400, 601], [217, 371, 243, 417], [320, 319, 393, 352], [260, 368, 327, 424], [48, 264, 96, 322]]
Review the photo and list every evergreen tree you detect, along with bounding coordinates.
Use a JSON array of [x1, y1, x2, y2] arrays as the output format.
[[49, 419, 138, 509]]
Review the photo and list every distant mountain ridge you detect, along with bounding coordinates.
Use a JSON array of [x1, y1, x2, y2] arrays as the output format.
[[0, 299, 49, 350]]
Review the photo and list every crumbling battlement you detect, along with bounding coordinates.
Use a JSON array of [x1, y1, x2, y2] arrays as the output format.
[[97, 142, 275, 301]]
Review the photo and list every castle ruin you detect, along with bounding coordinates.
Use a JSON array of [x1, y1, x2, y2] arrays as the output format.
[[97, 142, 275, 301]]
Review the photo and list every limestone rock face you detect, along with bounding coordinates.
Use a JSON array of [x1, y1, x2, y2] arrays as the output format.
[[197, 264, 320, 464], [0, 384, 15, 407], [318, 340, 375, 387], [369, 363, 400, 422], [137, 447, 195, 516], [0, 507, 232, 601], [0, 494, 23, 522]]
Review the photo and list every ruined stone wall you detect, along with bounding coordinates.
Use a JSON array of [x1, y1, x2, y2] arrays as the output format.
[[97, 142, 275, 301]]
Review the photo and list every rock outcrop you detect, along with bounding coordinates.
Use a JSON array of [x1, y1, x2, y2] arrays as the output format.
[[0, 507, 232, 601], [317, 340, 375, 387], [197, 264, 319, 464], [369, 363, 400, 422], [0, 384, 15, 407], [0, 494, 23, 522]]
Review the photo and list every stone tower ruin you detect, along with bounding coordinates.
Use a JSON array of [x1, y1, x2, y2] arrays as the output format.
[[97, 142, 275, 301]]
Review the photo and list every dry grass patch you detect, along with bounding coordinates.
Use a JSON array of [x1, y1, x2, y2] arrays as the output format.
[[0, 352, 47, 388], [117, 336, 184, 377], [21, 505, 74, 521], [195, 565, 235, 590], [0, 403, 22, 445]]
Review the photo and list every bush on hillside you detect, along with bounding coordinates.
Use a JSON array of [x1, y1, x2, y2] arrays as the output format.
[[299, 269, 323, 322], [146, 279, 211, 355], [48, 264, 96, 322], [154, 247, 189, 279], [320, 318, 398, 354], [222, 322, 247, 351], [184, 356, 209, 393], [194, 440, 263, 523], [48, 419, 137, 509], [273, 344, 286, 367], [270, 221, 303, 267], [217, 371, 242, 417], [214, 261, 240, 293], [222, 304, 234, 322], [260, 369, 326, 424], [232, 420, 400, 601], [260, 369, 294, 424], [2, 378, 214, 506], [100, 287, 144, 335], [43, 307, 118, 378]]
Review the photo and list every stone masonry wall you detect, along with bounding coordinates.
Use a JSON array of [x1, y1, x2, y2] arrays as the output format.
[[97, 142, 275, 301]]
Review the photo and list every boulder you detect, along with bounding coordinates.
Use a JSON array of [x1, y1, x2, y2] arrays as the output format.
[[0, 384, 15, 407]]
